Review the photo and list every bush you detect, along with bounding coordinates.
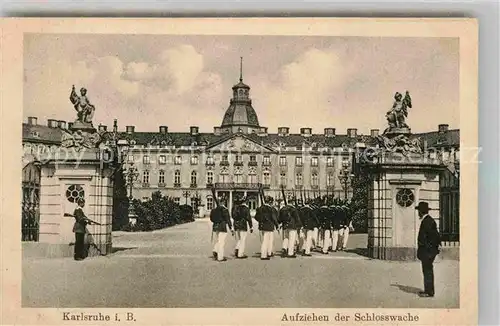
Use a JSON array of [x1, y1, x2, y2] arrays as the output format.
[[125, 191, 185, 231], [178, 204, 195, 223]]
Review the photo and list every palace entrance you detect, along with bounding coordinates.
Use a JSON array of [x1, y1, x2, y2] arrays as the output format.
[[215, 183, 268, 216]]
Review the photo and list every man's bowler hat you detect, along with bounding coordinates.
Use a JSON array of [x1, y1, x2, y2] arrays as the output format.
[[415, 201, 430, 212]]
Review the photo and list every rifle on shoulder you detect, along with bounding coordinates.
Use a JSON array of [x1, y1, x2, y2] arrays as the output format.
[[63, 213, 102, 226]]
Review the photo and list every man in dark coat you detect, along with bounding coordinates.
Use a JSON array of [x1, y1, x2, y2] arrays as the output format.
[[255, 196, 279, 260], [72, 198, 91, 260], [232, 197, 253, 259], [211, 200, 233, 262], [416, 201, 441, 297], [278, 200, 302, 258]]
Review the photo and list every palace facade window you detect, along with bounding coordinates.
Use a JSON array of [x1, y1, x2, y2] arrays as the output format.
[[248, 167, 257, 184], [279, 156, 287, 166], [326, 157, 334, 167], [234, 167, 243, 183], [174, 156, 182, 165], [263, 155, 271, 166], [280, 172, 287, 187], [143, 155, 151, 164], [158, 155, 167, 165], [311, 157, 318, 167], [206, 155, 214, 165], [207, 171, 213, 185], [159, 170, 165, 185], [295, 172, 303, 186], [263, 171, 271, 185], [174, 197, 180, 205], [142, 171, 150, 184], [191, 156, 199, 165], [327, 172, 335, 186], [219, 167, 229, 183], [174, 170, 181, 186], [206, 196, 214, 210], [311, 173, 319, 186], [190, 171, 197, 187], [295, 156, 303, 166], [128, 155, 134, 163]]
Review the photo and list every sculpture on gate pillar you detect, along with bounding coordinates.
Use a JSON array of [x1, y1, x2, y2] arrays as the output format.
[[377, 90, 422, 156], [385, 91, 412, 132], [70, 85, 96, 125], [61, 85, 102, 150]]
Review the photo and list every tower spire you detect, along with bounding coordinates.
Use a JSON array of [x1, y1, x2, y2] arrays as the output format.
[[239, 56, 243, 82]]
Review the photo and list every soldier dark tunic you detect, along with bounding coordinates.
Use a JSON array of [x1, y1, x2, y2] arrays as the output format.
[[211, 205, 232, 261], [298, 205, 317, 255], [211, 206, 232, 233], [255, 204, 278, 232], [316, 205, 331, 254], [232, 203, 252, 258], [278, 204, 301, 257], [232, 204, 252, 231], [255, 203, 279, 259], [72, 206, 88, 260]]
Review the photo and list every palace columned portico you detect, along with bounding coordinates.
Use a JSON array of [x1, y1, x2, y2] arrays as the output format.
[[214, 182, 270, 215]]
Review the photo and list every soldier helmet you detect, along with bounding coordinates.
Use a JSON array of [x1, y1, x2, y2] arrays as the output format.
[[80, 87, 87, 94], [76, 198, 85, 206]]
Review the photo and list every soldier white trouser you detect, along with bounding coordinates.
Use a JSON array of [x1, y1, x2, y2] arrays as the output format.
[[322, 229, 331, 253], [260, 231, 273, 258], [287, 230, 298, 256], [312, 227, 319, 248], [282, 229, 290, 250], [332, 229, 340, 250], [212, 232, 227, 261], [298, 229, 305, 251], [235, 231, 248, 257], [268, 231, 275, 256], [301, 229, 313, 254], [342, 226, 350, 249]]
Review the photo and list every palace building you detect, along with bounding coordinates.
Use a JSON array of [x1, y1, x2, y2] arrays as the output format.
[[22, 72, 460, 244]]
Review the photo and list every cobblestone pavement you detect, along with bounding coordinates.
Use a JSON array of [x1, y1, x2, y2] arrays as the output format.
[[23, 219, 459, 308]]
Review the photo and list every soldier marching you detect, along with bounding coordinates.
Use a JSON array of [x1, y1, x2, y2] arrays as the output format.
[[208, 186, 354, 261]]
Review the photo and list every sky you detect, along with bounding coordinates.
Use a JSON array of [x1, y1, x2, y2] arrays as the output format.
[[24, 34, 459, 134]]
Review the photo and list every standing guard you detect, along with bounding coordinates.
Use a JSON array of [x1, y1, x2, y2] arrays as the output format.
[[232, 196, 253, 259], [210, 188, 233, 262], [255, 195, 279, 260]]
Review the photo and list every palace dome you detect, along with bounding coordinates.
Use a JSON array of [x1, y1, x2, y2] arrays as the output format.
[[221, 99, 260, 128], [220, 60, 260, 128]]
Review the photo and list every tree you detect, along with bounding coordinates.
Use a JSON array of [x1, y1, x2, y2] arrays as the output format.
[[349, 167, 370, 233], [112, 166, 129, 231]]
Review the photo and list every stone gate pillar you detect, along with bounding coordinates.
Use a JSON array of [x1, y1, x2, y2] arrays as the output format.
[[37, 112, 116, 257], [361, 128, 444, 261]]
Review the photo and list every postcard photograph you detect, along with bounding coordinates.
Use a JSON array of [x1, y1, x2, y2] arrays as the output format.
[[1, 18, 477, 325]]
